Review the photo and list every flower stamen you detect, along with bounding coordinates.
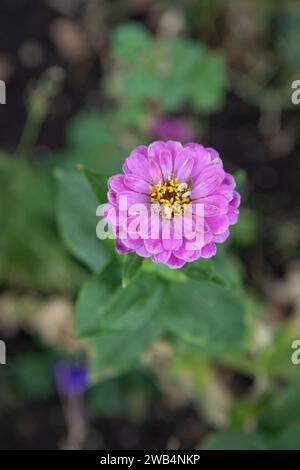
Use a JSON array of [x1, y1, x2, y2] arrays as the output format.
[[150, 178, 191, 219]]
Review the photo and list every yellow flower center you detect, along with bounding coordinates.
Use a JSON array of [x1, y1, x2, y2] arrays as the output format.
[[149, 177, 191, 219]]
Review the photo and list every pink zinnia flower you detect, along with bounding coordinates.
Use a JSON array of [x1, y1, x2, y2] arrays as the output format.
[[104, 141, 240, 269]]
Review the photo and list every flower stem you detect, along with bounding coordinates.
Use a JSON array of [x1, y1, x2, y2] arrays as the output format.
[[16, 67, 65, 160]]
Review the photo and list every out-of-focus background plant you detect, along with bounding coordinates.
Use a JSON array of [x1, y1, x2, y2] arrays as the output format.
[[0, 0, 299, 450]]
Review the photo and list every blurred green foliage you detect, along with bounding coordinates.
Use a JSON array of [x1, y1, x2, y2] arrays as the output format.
[[203, 381, 300, 450], [108, 22, 227, 127], [0, 154, 86, 293]]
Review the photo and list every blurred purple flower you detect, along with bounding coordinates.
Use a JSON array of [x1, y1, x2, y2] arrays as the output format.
[[151, 117, 196, 143], [54, 361, 89, 397]]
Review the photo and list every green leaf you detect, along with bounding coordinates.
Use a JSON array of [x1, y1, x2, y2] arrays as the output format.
[[60, 110, 125, 174], [211, 253, 244, 288], [272, 423, 300, 450], [259, 382, 300, 433], [56, 169, 111, 273], [86, 378, 124, 415], [78, 165, 109, 204], [143, 259, 188, 282], [109, 22, 228, 115], [122, 253, 144, 288], [191, 52, 227, 113], [183, 258, 228, 286], [160, 280, 246, 353], [112, 22, 152, 63], [67, 111, 113, 154], [0, 155, 86, 294], [234, 169, 247, 194], [86, 320, 161, 381], [202, 431, 269, 450], [277, 3, 300, 71], [257, 325, 296, 378], [11, 350, 59, 400], [114, 102, 149, 129], [231, 208, 260, 247], [75, 269, 162, 337]]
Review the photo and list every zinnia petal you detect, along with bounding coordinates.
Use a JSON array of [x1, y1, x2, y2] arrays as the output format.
[[201, 243, 217, 258], [167, 254, 186, 269], [159, 149, 173, 180], [123, 152, 150, 180], [192, 166, 225, 199], [124, 175, 150, 193]]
